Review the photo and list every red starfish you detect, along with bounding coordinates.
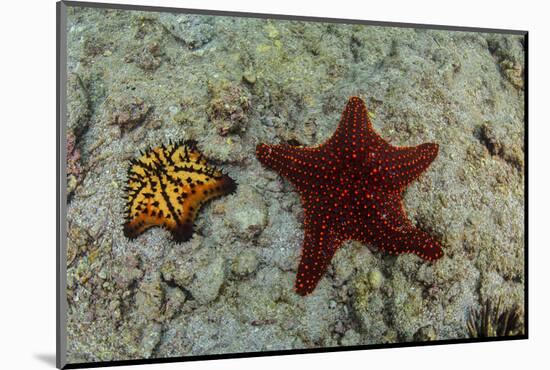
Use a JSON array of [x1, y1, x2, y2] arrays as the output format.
[[256, 96, 443, 296]]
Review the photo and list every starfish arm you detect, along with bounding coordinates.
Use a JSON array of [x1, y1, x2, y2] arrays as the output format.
[[359, 191, 443, 260], [367, 142, 439, 191], [295, 218, 343, 295], [326, 96, 371, 155], [256, 143, 329, 191], [374, 224, 444, 261], [327, 96, 399, 165]]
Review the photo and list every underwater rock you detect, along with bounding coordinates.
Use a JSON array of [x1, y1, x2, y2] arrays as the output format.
[[67, 223, 91, 267], [368, 269, 384, 290], [477, 122, 524, 170], [236, 267, 289, 324], [188, 256, 225, 305], [349, 270, 387, 336], [207, 79, 251, 136], [160, 260, 194, 288], [134, 42, 163, 71], [225, 185, 268, 239], [159, 13, 214, 50], [135, 272, 164, 322], [140, 322, 162, 358], [112, 254, 144, 290], [413, 325, 438, 341], [67, 73, 91, 139], [486, 35, 524, 90], [163, 286, 187, 320], [66, 130, 83, 198], [232, 250, 259, 277], [340, 329, 361, 346], [296, 282, 339, 344], [242, 70, 257, 85], [106, 94, 151, 133], [331, 243, 357, 285]]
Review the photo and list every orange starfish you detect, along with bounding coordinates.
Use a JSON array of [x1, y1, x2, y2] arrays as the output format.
[[124, 140, 236, 242]]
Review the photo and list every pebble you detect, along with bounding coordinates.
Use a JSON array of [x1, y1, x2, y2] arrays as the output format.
[[225, 186, 268, 238], [232, 250, 259, 276], [189, 256, 226, 305], [368, 269, 383, 289], [243, 71, 256, 84]]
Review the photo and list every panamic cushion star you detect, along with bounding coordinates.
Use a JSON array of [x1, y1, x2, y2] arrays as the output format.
[[256, 96, 443, 295], [124, 140, 236, 242]]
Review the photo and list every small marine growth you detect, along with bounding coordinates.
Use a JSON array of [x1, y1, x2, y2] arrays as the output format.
[[467, 297, 524, 338]]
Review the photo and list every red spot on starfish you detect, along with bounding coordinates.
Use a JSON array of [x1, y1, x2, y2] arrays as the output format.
[[256, 96, 443, 296]]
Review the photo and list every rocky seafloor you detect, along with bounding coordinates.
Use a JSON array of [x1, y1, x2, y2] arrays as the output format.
[[64, 5, 525, 363]]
